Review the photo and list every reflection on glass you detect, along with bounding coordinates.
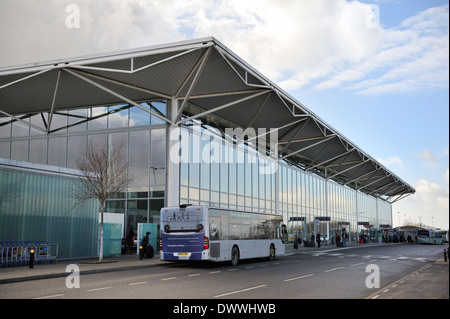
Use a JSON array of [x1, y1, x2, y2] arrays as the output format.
[[129, 130, 149, 186], [88, 107, 108, 130], [130, 105, 150, 127], [29, 139, 47, 164], [48, 137, 66, 167], [108, 105, 129, 128], [150, 129, 166, 185], [67, 135, 87, 168], [11, 140, 28, 161]]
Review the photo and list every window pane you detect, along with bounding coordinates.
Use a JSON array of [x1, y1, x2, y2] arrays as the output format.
[[150, 101, 167, 125], [149, 198, 164, 223], [0, 141, 10, 158], [0, 117, 11, 137], [67, 135, 87, 168], [11, 140, 28, 161], [129, 130, 149, 186], [150, 129, 166, 185], [108, 105, 129, 128], [88, 134, 107, 149], [106, 200, 125, 213], [88, 107, 107, 130], [48, 137, 66, 167], [11, 120, 29, 137], [127, 199, 148, 227], [68, 109, 87, 132], [130, 105, 150, 127], [29, 139, 47, 164], [49, 112, 68, 133]]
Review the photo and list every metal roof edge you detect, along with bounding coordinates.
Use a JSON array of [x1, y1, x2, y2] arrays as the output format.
[[0, 37, 216, 75]]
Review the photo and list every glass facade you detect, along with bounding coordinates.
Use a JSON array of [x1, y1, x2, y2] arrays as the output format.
[[0, 165, 99, 259], [0, 98, 393, 254], [0, 101, 167, 237], [178, 119, 392, 243]]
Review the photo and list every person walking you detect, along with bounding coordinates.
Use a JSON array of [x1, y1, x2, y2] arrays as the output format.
[[316, 232, 321, 248], [310, 232, 315, 247], [342, 231, 348, 247]]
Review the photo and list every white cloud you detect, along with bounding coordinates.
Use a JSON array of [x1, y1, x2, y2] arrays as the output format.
[[0, 0, 447, 97], [417, 148, 449, 169], [417, 148, 437, 162], [317, 4, 449, 95], [377, 156, 404, 168], [413, 179, 449, 212]]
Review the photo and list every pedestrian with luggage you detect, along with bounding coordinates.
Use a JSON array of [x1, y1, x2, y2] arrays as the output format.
[[139, 232, 153, 259]]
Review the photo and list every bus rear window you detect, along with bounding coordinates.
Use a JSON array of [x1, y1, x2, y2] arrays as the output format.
[[162, 209, 204, 233]]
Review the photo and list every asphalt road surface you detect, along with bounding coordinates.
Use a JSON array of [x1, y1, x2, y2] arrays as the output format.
[[0, 244, 447, 300]]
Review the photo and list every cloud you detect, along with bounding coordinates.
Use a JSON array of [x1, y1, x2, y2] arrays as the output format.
[[412, 179, 449, 213], [417, 148, 449, 169], [0, 0, 448, 98], [417, 148, 437, 162], [317, 4, 449, 95], [377, 156, 404, 169]]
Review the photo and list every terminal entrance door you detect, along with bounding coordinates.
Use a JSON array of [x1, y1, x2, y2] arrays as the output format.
[[288, 216, 305, 244]]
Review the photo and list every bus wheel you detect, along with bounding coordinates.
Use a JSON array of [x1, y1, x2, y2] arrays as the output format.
[[231, 246, 239, 266], [268, 244, 275, 261]]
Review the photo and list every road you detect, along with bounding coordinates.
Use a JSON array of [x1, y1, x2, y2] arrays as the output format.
[[0, 244, 447, 300]]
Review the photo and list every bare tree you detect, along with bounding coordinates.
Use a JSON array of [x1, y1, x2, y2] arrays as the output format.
[[73, 142, 132, 262]]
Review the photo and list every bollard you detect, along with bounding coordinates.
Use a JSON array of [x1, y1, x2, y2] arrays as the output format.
[[444, 249, 448, 262], [29, 248, 35, 268], [139, 245, 144, 260]]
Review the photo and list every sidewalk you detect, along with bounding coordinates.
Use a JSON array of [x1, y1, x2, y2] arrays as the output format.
[[0, 253, 166, 284], [1, 242, 448, 286]]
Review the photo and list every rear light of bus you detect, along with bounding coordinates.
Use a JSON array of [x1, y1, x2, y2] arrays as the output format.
[[203, 236, 209, 250]]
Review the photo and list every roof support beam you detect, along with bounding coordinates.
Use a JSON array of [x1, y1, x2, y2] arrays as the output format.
[[369, 181, 397, 195], [390, 192, 413, 204], [66, 68, 171, 99], [176, 90, 270, 125], [357, 174, 391, 192], [279, 118, 310, 155], [0, 109, 47, 133], [64, 68, 172, 124], [328, 159, 370, 179], [244, 92, 272, 130], [306, 148, 355, 172], [70, 47, 204, 74], [46, 70, 62, 134], [215, 46, 271, 89], [174, 47, 213, 123], [0, 69, 52, 91], [280, 135, 336, 161], [345, 168, 381, 185]]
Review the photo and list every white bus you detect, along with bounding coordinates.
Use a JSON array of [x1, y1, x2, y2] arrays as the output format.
[[160, 205, 285, 266], [417, 228, 447, 244]]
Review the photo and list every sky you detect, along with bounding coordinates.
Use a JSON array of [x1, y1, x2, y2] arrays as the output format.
[[1, 0, 448, 229]]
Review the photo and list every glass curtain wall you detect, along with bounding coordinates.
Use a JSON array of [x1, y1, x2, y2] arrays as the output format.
[[179, 121, 392, 243], [0, 101, 167, 236]]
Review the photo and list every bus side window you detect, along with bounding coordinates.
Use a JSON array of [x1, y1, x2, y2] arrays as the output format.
[[209, 217, 220, 240], [221, 212, 229, 240]]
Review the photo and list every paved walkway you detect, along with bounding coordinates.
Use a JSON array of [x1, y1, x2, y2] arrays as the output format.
[[1, 242, 448, 299]]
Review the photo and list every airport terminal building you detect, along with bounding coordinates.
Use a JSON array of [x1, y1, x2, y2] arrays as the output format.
[[0, 38, 415, 259]]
